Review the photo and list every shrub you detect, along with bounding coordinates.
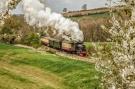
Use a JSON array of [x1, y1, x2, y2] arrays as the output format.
[[22, 33, 41, 48], [0, 27, 13, 34]]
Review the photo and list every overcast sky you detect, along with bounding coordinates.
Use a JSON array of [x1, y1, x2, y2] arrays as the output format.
[[46, 0, 109, 12], [12, 0, 119, 14]]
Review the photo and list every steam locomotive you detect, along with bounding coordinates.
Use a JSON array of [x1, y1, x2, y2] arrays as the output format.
[[41, 37, 87, 57]]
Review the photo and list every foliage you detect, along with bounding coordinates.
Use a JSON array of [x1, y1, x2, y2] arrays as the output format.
[[21, 33, 40, 47], [85, 42, 112, 57], [0, 0, 21, 26], [22, 33, 41, 48], [0, 16, 22, 44], [96, 0, 135, 89], [0, 26, 12, 34], [0, 15, 42, 47], [85, 42, 97, 56], [0, 0, 22, 44]]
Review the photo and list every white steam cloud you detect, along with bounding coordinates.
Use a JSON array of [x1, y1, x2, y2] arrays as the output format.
[[22, 0, 84, 42]]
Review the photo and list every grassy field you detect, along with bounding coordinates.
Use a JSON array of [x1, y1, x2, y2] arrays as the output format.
[[0, 43, 101, 89], [70, 12, 110, 21]]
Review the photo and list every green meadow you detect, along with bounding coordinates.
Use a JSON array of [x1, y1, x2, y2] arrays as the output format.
[[0, 43, 101, 89]]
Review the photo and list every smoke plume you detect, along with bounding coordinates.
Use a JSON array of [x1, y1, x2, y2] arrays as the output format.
[[22, 0, 84, 42]]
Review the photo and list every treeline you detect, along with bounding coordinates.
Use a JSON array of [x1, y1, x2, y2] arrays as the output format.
[[0, 15, 45, 48], [0, 14, 111, 47]]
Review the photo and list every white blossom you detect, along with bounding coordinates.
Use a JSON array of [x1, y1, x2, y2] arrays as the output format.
[[96, 0, 135, 89]]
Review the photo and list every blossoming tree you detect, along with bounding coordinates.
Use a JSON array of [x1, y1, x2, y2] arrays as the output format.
[[96, 0, 135, 89], [0, 0, 20, 26]]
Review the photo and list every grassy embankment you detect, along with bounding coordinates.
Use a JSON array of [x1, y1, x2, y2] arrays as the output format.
[[84, 42, 112, 57], [0, 43, 101, 89], [70, 12, 110, 21]]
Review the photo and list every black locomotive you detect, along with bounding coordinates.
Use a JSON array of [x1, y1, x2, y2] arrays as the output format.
[[41, 37, 87, 57]]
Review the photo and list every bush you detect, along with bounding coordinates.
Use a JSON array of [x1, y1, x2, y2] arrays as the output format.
[[22, 33, 41, 48], [0, 34, 16, 44], [85, 42, 96, 56], [85, 42, 112, 57], [0, 27, 13, 34]]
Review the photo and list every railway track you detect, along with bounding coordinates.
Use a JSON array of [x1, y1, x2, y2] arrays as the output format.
[[38, 46, 97, 63], [15, 44, 96, 64]]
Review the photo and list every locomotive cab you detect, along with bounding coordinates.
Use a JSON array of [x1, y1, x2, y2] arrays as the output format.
[[75, 43, 87, 57]]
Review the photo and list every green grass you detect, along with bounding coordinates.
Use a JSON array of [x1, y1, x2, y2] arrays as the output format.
[[0, 43, 102, 89], [70, 12, 110, 21], [0, 68, 33, 83], [85, 42, 112, 49]]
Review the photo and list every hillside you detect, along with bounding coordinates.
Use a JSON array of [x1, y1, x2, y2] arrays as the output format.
[[0, 43, 101, 89], [4, 12, 110, 42], [69, 12, 111, 42], [63, 5, 125, 17], [3, 6, 127, 43]]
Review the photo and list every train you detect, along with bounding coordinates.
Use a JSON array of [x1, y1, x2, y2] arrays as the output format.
[[41, 37, 87, 57]]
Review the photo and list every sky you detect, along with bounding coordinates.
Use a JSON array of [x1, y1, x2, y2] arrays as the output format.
[[46, 0, 108, 12], [12, 0, 119, 14]]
